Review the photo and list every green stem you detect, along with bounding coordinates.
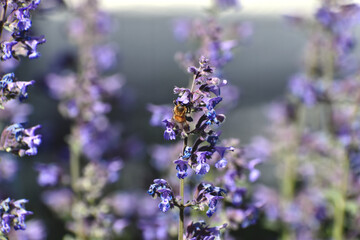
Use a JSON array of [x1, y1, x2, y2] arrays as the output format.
[[179, 136, 188, 240], [69, 128, 86, 240], [323, 30, 335, 82], [69, 128, 80, 192], [179, 178, 184, 240], [332, 150, 349, 240], [319, 7, 347, 239], [280, 106, 305, 240], [280, 154, 296, 240]]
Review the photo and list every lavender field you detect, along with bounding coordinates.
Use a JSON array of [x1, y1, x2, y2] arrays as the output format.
[[0, 0, 359, 239]]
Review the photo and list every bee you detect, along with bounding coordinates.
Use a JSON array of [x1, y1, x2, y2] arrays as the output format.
[[172, 102, 192, 133], [172, 103, 187, 123]]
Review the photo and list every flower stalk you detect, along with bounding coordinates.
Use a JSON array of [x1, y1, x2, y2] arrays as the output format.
[[179, 178, 184, 240]]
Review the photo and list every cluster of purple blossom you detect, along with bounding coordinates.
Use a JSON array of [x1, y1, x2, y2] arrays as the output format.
[[0, 0, 44, 238], [1, 0, 45, 60], [145, 1, 267, 239], [147, 56, 234, 239], [33, 0, 128, 239], [256, 1, 360, 239]]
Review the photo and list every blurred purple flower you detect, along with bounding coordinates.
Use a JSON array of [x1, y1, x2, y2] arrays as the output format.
[[0, 100, 33, 123], [288, 74, 318, 106], [139, 215, 169, 240], [248, 158, 261, 182], [9, 219, 47, 240], [34, 163, 61, 187], [0, 154, 18, 181], [93, 44, 118, 71], [106, 159, 123, 183], [215, 0, 240, 10], [147, 104, 172, 127], [46, 73, 77, 100], [173, 19, 191, 42], [42, 189, 73, 217]]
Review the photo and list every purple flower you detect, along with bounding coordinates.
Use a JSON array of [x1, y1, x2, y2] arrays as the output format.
[[147, 104, 172, 127], [41, 189, 73, 217], [173, 19, 191, 42], [0, 0, 44, 60], [25, 36, 46, 59], [149, 144, 177, 170], [206, 96, 222, 110], [163, 119, 176, 140], [46, 73, 77, 99], [194, 182, 226, 217], [0, 198, 33, 235], [77, 120, 119, 160], [215, 158, 227, 168], [186, 221, 227, 240], [248, 158, 262, 182], [158, 188, 173, 212], [223, 169, 238, 192], [241, 206, 259, 228], [148, 179, 174, 213], [174, 159, 188, 179], [205, 109, 219, 125], [112, 219, 128, 235], [215, 146, 234, 159], [206, 195, 223, 217], [315, 7, 334, 28], [7, 9, 32, 32], [9, 219, 46, 240], [164, 127, 176, 140], [183, 146, 192, 159], [107, 159, 123, 183], [206, 133, 219, 146], [34, 163, 61, 187], [0, 73, 35, 105], [6, 36, 46, 60], [194, 152, 210, 175], [93, 44, 118, 71], [215, 0, 240, 9], [232, 188, 247, 207], [0, 154, 18, 181], [0, 123, 41, 157], [138, 215, 170, 240], [245, 136, 271, 160], [288, 74, 317, 106], [174, 87, 191, 105], [1, 41, 17, 60], [1, 213, 13, 234]]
